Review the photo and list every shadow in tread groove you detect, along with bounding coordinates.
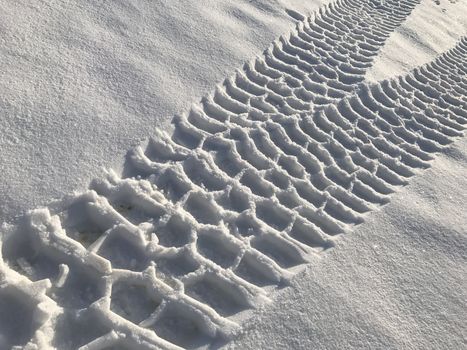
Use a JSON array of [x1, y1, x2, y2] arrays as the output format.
[[0, 289, 36, 349]]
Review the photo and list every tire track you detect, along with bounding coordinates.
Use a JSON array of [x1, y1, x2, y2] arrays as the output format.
[[3, 1, 466, 350], [2, 40, 464, 350]]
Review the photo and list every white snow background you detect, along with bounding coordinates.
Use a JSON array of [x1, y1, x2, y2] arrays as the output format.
[[0, 0, 466, 348]]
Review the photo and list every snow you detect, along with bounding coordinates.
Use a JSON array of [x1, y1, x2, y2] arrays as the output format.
[[367, 0, 467, 82], [227, 136, 467, 349], [0, 0, 466, 349], [0, 0, 325, 222]]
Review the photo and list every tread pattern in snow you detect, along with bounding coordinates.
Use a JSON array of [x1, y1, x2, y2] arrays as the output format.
[[1, 0, 467, 349]]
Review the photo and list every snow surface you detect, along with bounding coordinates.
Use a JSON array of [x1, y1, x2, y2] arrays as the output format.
[[0, 0, 466, 349], [227, 136, 467, 349], [0, 0, 325, 223], [367, 0, 467, 82]]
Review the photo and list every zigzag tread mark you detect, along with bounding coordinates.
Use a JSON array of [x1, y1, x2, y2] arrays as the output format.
[[3, 2, 466, 350]]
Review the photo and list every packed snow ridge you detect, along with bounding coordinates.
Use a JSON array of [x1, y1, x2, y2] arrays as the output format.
[[1, 0, 466, 349]]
